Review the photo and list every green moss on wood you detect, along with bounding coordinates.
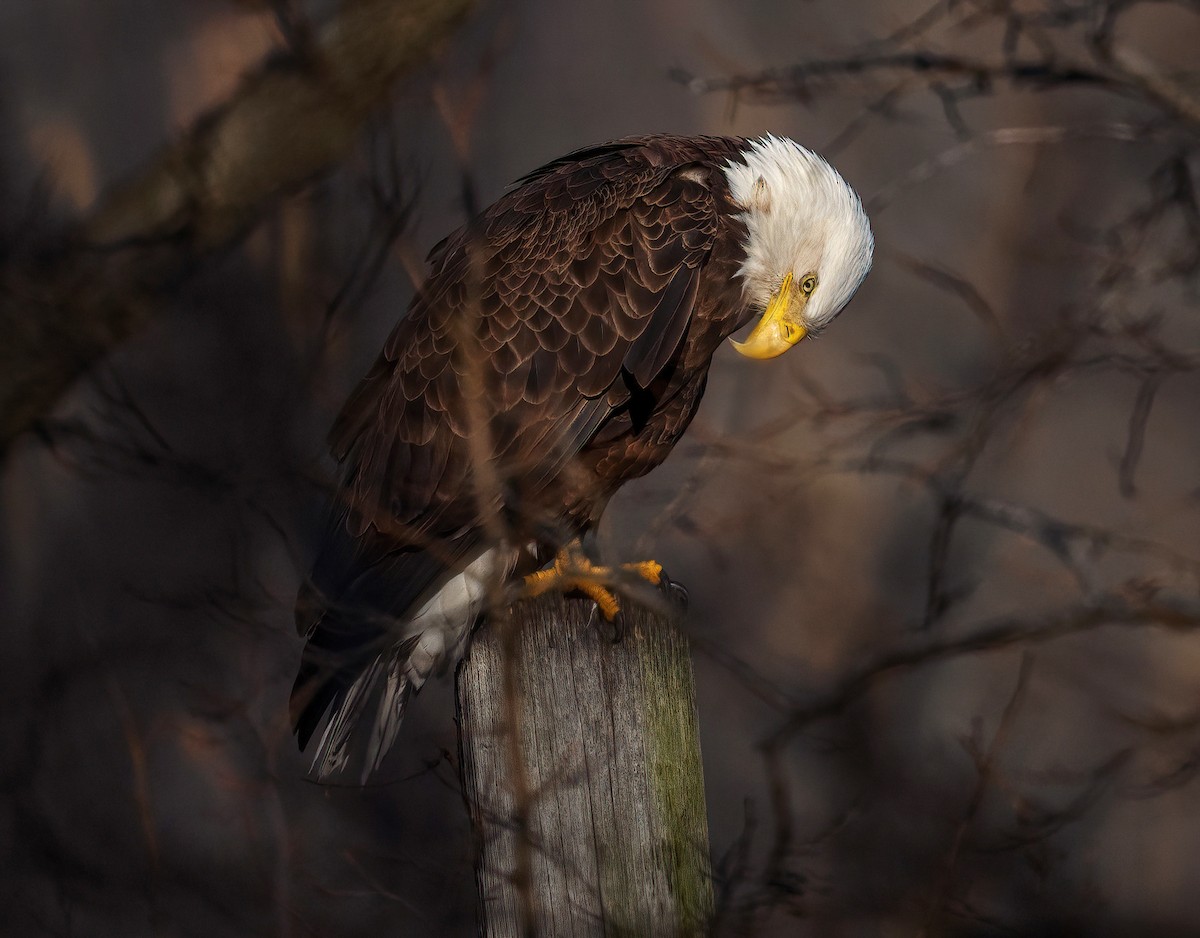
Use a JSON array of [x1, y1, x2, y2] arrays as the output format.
[[640, 620, 714, 936]]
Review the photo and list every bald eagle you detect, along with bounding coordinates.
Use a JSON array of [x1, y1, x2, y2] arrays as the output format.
[[293, 134, 873, 778]]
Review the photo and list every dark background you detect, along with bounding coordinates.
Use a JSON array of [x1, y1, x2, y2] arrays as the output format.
[[3, 1, 1200, 934]]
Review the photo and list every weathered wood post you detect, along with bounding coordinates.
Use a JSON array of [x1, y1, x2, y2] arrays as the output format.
[[456, 591, 713, 936]]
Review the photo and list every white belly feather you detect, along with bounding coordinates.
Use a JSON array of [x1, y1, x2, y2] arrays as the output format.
[[402, 547, 503, 690]]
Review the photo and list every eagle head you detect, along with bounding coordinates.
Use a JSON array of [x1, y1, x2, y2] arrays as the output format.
[[724, 135, 874, 359]]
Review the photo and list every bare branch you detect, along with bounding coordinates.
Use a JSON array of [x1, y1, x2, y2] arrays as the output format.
[[0, 0, 475, 455]]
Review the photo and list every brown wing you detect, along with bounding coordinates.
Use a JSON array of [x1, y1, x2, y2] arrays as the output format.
[[329, 141, 726, 550]]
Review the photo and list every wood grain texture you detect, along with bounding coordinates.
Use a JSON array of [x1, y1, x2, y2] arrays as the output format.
[[457, 592, 713, 937]]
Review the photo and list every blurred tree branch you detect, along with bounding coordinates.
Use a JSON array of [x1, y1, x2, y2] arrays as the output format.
[[668, 1, 1200, 930], [673, 0, 1200, 142], [0, 0, 473, 457]]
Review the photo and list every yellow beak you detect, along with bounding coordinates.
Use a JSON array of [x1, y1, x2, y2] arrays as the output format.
[[730, 272, 809, 360]]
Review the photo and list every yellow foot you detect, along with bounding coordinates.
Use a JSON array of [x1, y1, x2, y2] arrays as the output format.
[[522, 543, 664, 621]]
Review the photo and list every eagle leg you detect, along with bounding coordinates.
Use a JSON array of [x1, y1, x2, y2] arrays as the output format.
[[522, 542, 663, 622]]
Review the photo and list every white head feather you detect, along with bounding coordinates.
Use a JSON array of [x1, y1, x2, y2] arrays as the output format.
[[723, 135, 873, 333]]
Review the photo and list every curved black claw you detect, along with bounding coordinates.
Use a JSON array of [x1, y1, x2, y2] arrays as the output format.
[[659, 571, 689, 612], [609, 608, 626, 644], [585, 602, 626, 643]]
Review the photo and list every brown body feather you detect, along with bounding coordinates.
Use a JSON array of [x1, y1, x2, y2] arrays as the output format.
[[293, 135, 758, 772]]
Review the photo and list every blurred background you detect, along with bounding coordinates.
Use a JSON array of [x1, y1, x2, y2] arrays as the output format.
[[2, 0, 1199, 934]]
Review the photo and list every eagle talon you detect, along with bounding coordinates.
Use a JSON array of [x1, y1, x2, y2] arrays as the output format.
[[581, 582, 623, 622], [622, 559, 663, 585], [521, 542, 667, 624], [609, 609, 626, 644], [660, 572, 690, 611]]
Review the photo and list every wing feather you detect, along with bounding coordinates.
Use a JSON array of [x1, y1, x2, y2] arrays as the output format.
[[623, 263, 702, 387], [334, 157, 720, 536]]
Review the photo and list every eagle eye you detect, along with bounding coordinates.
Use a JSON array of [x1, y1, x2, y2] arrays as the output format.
[[800, 275, 818, 295]]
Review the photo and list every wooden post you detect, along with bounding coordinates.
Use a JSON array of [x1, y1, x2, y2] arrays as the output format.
[[456, 591, 713, 936]]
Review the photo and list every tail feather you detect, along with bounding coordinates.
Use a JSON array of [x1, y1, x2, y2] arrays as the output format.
[[291, 593, 423, 780], [309, 654, 383, 778], [306, 637, 417, 781], [292, 657, 339, 753], [365, 649, 415, 781], [291, 538, 502, 780]]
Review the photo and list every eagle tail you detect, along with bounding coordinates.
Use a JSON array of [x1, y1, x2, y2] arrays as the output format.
[[365, 648, 415, 778], [303, 638, 416, 782], [291, 542, 501, 781]]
